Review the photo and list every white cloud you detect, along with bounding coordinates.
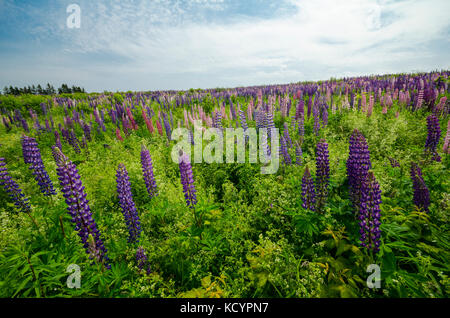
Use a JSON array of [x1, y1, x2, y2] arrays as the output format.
[[1, 0, 449, 91]]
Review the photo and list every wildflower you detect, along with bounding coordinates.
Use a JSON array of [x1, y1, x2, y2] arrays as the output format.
[[53, 146, 109, 266], [0, 157, 31, 213], [179, 151, 197, 208], [359, 172, 382, 253], [116, 163, 142, 243], [301, 167, 316, 211], [141, 145, 158, 199], [315, 139, 330, 211], [410, 162, 430, 212]]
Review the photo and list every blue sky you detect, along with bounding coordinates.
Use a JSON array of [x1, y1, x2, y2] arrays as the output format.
[[0, 0, 449, 92]]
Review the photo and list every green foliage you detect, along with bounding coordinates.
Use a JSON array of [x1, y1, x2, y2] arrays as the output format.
[[0, 88, 448, 298]]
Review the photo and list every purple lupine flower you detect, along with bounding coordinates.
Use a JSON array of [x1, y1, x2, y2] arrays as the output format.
[[295, 99, 304, 120], [295, 142, 302, 166], [425, 114, 441, 161], [179, 151, 197, 208], [279, 136, 292, 165], [346, 129, 371, 211], [322, 107, 328, 127], [307, 96, 312, 119], [238, 109, 249, 144], [54, 130, 62, 150], [0, 157, 31, 213], [141, 145, 158, 199], [265, 112, 275, 140], [69, 129, 81, 154], [2, 116, 11, 131], [298, 115, 304, 138], [189, 128, 195, 146], [301, 166, 316, 211], [313, 104, 320, 136], [410, 162, 430, 212], [21, 118, 29, 133], [283, 122, 292, 148], [315, 139, 330, 211], [116, 163, 142, 243], [53, 146, 109, 267], [82, 123, 92, 142], [21, 135, 34, 164], [22, 136, 56, 196], [136, 246, 151, 275], [214, 111, 223, 131], [388, 157, 400, 168], [358, 171, 382, 253], [163, 113, 172, 141]]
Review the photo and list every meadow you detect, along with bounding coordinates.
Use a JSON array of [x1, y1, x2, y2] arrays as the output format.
[[0, 71, 449, 298]]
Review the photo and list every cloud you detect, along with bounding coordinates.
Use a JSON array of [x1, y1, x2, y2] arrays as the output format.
[[0, 0, 449, 91]]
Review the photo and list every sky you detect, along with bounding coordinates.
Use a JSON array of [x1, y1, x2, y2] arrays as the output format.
[[0, 0, 449, 92]]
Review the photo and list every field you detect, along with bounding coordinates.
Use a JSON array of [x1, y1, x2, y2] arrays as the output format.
[[0, 71, 449, 298]]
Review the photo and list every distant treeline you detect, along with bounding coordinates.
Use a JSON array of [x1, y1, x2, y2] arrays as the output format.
[[2, 83, 85, 95]]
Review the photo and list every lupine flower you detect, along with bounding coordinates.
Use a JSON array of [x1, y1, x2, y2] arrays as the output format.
[[279, 136, 292, 165], [142, 110, 154, 134], [163, 113, 172, 141], [21, 119, 29, 133], [54, 130, 62, 150], [347, 129, 371, 210], [359, 171, 382, 253], [367, 95, 374, 117], [313, 105, 320, 136], [0, 157, 31, 213], [443, 120, 450, 154], [141, 145, 158, 199], [265, 112, 275, 139], [295, 99, 304, 120], [53, 146, 109, 267], [283, 123, 292, 148], [388, 157, 400, 168], [126, 107, 138, 130], [82, 123, 92, 142], [136, 247, 151, 275], [156, 119, 163, 136], [298, 115, 304, 138], [425, 114, 441, 161], [214, 111, 223, 132], [315, 139, 330, 211], [69, 130, 81, 154], [2, 117, 11, 131], [239, 109, 249, 144], [179, 151, 197, 208], [410, 162, 430, 212], [22, 136, 56, 196], [295, 142, 302, 166], [322, 107, 328, 127], [307, 96, 312, 119], [116, 163, 142, 243], [21, 135, 33, 164], [301, 166, 316, 211], [116, 128, 124, 141]]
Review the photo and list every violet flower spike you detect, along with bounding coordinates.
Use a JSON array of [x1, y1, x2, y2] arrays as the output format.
[[358, 172, 382, 254], [116, 163, 142, 243], [53, 146, 109, 267], [0, 157, 31, 213], [301, 167, 316, 211], [178, 151, 197, 209], [141, 145, 158, 199]]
